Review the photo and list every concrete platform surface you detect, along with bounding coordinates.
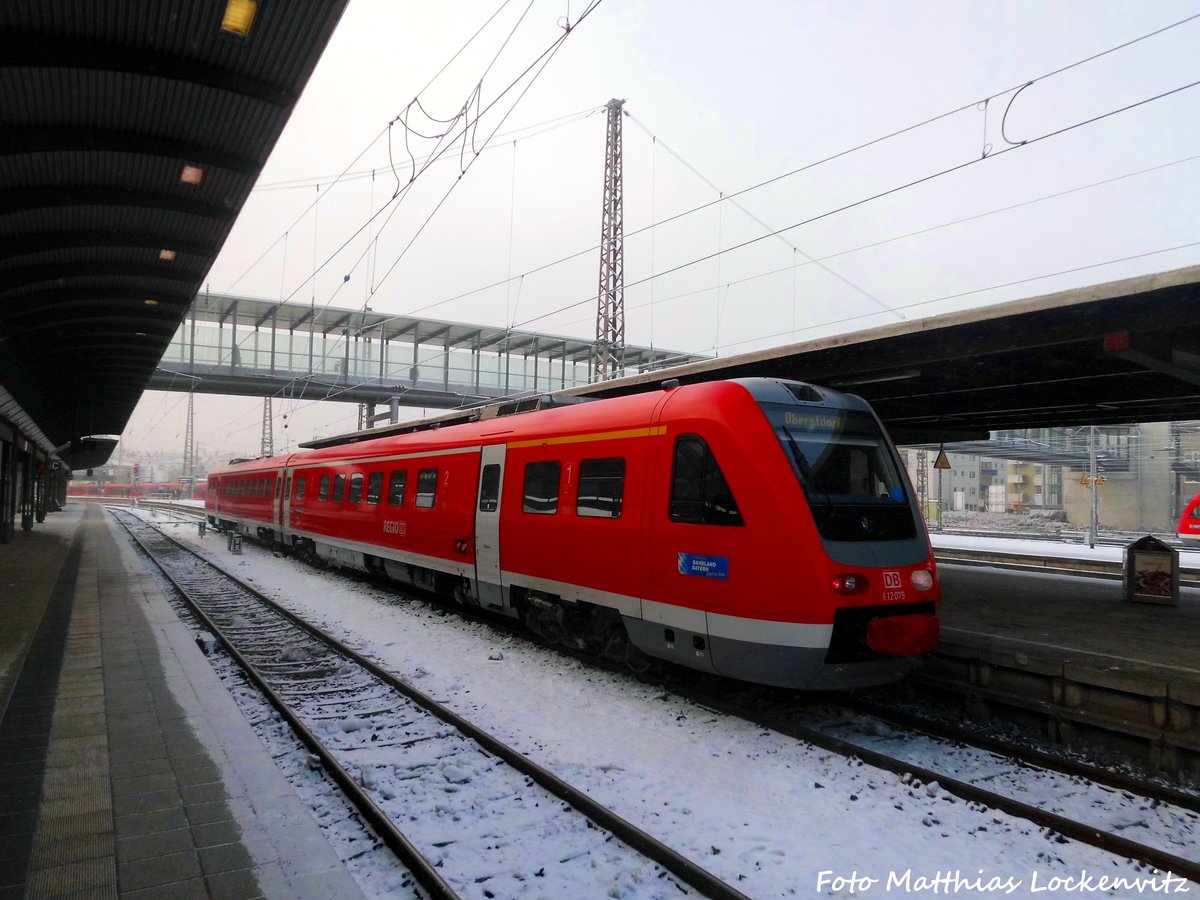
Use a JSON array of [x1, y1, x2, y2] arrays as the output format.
[[0, 503, 366, 900]]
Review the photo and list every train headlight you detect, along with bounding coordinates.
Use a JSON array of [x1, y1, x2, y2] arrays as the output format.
[[832, 573, 867, 595], [910, 569, 935, 591]]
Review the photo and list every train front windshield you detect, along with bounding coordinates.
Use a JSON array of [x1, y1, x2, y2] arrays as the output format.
[[764, 404, 917, 542]]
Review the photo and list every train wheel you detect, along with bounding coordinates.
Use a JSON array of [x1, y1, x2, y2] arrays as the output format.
[[623, 642, 651, 673]]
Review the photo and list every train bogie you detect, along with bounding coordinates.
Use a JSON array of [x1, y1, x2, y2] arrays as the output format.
[[206, 378, 940, 690]]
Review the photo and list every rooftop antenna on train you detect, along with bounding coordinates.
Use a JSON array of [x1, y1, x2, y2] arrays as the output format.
[[592, 98, 626, 382]]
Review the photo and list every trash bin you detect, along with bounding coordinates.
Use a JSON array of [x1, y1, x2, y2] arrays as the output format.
[[1124, 535, 1178, 605]]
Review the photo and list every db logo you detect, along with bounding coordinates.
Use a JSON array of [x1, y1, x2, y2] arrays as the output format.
[[883, 571, 902, 589]]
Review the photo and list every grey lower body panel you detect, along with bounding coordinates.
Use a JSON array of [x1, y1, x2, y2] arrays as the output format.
[[625, 615, 917, 690], [712, 634, 917, 689]]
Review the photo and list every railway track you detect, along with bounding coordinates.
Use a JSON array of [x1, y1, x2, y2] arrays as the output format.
[[664, 678, 1200, 886], [110, 508, 748, 900]]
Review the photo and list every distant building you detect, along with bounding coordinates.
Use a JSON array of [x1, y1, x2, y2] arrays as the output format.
[[899, 420, 1199, 533]]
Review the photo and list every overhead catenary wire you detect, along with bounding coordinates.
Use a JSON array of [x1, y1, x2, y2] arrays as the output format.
[[268, 0, 603, 396], [207, 1, 606, 397], [181, 0, 608, 446], [543, 150, 1200, 334], [147, 11, 1200, 450], [512, 72, 1200, 332], [149, 144, 1200, 454], [398, 11, 1200, 326], [626, 112, 905, 323]]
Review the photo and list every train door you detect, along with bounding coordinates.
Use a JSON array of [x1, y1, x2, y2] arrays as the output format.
[[474, 444, 506, 609], [276, 466, 288, 536]]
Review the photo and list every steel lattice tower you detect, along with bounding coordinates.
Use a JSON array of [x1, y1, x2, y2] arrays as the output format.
[[915, 449, 928, 516], [181, 391, 195, 482], [260, 397, 273, 458], [593, 98, 625, 381]]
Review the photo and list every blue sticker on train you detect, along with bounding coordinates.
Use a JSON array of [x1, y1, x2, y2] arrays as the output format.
[[678, 553, 729, 579]]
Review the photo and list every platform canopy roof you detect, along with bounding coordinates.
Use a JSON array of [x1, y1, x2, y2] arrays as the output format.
[[563, 265, 1200, 445], [0, 0, 348, 466]]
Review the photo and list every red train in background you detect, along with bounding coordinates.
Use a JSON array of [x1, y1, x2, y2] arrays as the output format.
[[206, 378, 940, 690], [1178, 493, 1200, 541]]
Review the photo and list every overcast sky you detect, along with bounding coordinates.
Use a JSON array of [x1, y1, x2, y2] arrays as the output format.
[[118, 0, 1200, 467]]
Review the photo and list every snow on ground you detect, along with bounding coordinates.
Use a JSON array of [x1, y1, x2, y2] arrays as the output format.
[[150, 517, 1196, 898], [931, 532, 1200, 568]]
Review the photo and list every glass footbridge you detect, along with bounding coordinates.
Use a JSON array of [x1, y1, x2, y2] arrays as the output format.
[[148, 292, 708, 412]]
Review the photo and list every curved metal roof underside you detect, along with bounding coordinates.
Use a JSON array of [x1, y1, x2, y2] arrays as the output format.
[[0, 1, 348, 461]]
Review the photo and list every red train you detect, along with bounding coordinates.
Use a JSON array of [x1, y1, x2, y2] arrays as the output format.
[[1178, 494, 1200, 541], [206, 378, 940, 689]]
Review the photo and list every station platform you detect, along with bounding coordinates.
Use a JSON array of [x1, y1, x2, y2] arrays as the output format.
[[927, 541, 1200, 775], [0, 503, 365, 900]]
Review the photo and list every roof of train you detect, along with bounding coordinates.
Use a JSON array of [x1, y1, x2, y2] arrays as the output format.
[[214, 380, 772, 473]]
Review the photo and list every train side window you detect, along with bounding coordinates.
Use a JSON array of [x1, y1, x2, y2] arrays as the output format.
[[670, 436, 743, 526], [295, 476, 306, 500], [522, 461, 560, 514], [366, 471, 383, 505], [577, 457, 624, 518], [387, 470, 407, 506], [319, 475, 330, 502], [479, 464, 501, 512], [349, 473, 364, 504], [333, 474, 346, 503], [415, 468, 438, 508]]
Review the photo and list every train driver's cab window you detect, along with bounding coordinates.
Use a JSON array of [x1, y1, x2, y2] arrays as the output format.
[[387, 470, 407, 506], [366, 471, 383, 505], [577, 457, 625, 518], [333, 474, 346, 503], [415, 468, 438, 508], [319, 475, 331, 502], [669, 436, 743, 526], [522, 461, 560, 514], [349, 473, 364, 504], [295, 477, 306, 501], [479, 464, 501, 512]]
